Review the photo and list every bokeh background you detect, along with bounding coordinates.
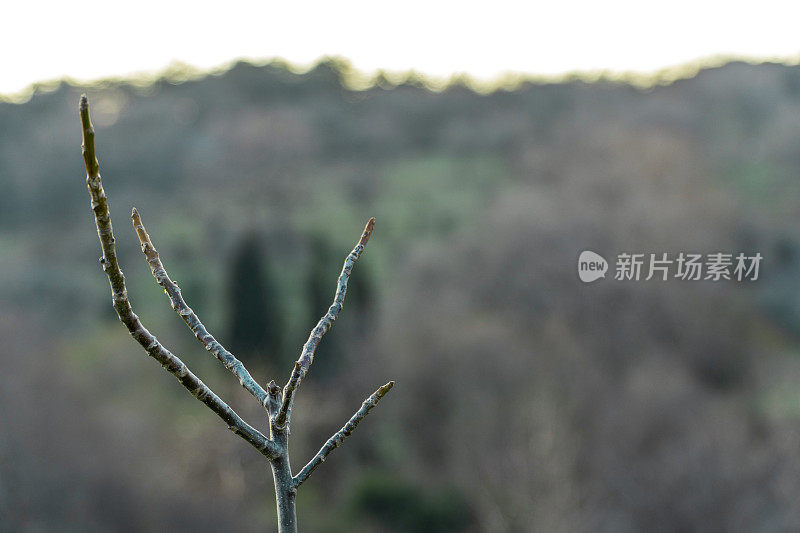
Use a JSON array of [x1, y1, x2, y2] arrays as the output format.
[[4, 57, 800, 531]]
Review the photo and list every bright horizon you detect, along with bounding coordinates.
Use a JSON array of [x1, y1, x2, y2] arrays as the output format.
[[5, 0, 800, 98]]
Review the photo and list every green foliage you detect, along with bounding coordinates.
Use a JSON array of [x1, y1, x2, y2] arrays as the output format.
[[344, 471, 473, 532], [376, 155, 508, 242], [225, 231, 282, 367]]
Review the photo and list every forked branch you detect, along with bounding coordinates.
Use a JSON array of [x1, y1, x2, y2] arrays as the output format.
[[80, 94, 394, 533], [274, 217, 376, 428], [80, 95, 279, 459]]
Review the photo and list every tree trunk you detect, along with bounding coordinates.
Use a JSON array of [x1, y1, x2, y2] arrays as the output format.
[[270, 432, 297, 533]]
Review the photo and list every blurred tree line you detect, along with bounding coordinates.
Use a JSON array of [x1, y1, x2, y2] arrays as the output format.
[[4, 58, 800, 531]]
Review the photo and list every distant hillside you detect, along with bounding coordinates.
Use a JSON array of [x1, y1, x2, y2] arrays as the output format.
[[6, 59, 800, 531]]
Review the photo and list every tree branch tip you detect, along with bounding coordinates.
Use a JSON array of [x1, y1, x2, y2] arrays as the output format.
[[79, 96, 93, 130], [360, 217, 376, 246], [131, 206, 139, 219]]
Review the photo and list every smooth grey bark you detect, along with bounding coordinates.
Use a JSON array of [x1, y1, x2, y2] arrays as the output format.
[[270, 429, 297, 533], [79, 95, 393, 532], [271, 455, 297, 533]]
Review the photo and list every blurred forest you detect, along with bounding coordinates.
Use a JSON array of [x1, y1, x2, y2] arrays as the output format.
[[4, 58, 800, 531]]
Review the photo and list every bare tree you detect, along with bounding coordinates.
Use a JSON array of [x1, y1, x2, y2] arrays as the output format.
[[79, 95, 393, 532]]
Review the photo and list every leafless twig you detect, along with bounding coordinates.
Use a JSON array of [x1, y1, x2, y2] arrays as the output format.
[[80, 95, 394, 533]]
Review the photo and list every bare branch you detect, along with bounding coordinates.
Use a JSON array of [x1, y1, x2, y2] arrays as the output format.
[[79, 95, 279, 460], [131, 207, 270, 408], [293, 381, 393, 488], [274, 218, 375, 428], [271, 362, 299, 427], [81, 93, 396, 532]]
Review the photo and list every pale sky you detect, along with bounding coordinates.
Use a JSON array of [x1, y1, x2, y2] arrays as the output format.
[[3, 0, 800, 96]]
